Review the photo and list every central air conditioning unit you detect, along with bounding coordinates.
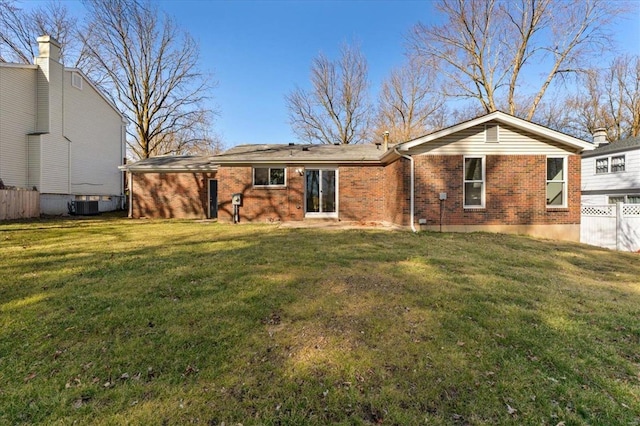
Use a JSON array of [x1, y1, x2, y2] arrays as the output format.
[[70, 200, 100, 215]]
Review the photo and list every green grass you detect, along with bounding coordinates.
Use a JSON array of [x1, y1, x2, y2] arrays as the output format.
[[1, 215, 639, 425]]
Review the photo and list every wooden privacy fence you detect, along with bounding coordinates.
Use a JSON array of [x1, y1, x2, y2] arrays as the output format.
[[581, 203, 640, 252], [0, 189, 40, 220]]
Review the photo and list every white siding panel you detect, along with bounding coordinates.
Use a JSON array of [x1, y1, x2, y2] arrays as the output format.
[[35, 62, 50, 133], [409, 123, 572, 156], [27, 135, 41, 189], [39, 61, 69, 194], [582, 149, 640, 192], [0, 66, 36, 188], [581, 194, 608, 205], [64, 70, 123, 196]]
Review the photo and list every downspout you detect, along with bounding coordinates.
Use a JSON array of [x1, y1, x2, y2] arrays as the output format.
[[127, 171, 133, 218], [393, 145, 417, 233]]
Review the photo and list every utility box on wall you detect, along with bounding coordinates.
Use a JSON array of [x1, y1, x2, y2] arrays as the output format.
[[232, 193, 242, 206]]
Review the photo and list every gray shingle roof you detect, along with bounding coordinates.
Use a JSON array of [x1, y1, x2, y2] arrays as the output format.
[[582, 136, 640, 158], [214, 143, 393, 164], [121, 143, 396, 172], [121, 155, 219, 172]]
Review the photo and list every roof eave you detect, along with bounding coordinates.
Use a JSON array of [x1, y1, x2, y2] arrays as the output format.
[[214, 159, 384, 166], [120, 165, 219, 173]]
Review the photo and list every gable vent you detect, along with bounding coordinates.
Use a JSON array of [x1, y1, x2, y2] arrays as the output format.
[[71, 72, 83, 90], [484, 124, 499, 143]]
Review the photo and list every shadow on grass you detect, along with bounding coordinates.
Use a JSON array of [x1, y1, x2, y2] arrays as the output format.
[[1, 220, 639, 424]]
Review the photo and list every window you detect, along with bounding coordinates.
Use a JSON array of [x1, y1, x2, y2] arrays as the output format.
[[546, 157, 566, 207], [595, 158, 608, 174], [484, 124, 499, 143], [611, 155, 625, 172], [595, 154, 625, 173], [609, 195, 640, 204], [464, 157, 484, 208], [71, 72, 83, 90], [253, 167, 285, 187]]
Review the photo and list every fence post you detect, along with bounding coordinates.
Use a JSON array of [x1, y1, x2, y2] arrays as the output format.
[[616, 202, 623, 251]]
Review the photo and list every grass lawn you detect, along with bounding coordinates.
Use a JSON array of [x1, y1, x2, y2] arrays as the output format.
[[0, 216, 639, 425]]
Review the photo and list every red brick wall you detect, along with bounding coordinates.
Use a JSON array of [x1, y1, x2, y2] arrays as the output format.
[[338, 165, 386, 222], [130, 154, 581, 227], [413, 154, 581, 226], [216, 166, 305, 223], [384, 158, 409, 225], [217, 164, 396, 224], [131, 172, 216, 219]]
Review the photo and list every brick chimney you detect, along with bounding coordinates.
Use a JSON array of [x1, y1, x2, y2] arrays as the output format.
[[592, 128, 608, 147]]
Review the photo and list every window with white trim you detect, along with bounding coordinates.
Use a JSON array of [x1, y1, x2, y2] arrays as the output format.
[[595, 154, 625, 174], [253, 167, 285, 187], [611, 155, 625, 172], [608, 194, 640, 204], [464, 157, 484, 208], [546, 157, 566, 207], [595, 158, 608, 174]]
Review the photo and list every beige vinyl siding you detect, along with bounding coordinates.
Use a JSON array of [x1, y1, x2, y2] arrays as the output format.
[[0, 65, 36, 188], [582, 149, 640, 192], [27, 135, 41, 189], [39, 58, 69, 194], [409, 123, 572, 156], [35, 62, 50, 133], [64, 70, 123, 196]]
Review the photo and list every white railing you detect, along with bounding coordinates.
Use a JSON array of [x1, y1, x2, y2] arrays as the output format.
[[581, 203, 640, 252]]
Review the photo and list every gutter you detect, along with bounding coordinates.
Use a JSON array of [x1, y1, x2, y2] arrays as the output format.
[[394, 145, 417, 233]]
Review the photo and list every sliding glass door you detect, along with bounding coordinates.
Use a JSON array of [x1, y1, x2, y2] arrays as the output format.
[[305, 169, 337, 217]]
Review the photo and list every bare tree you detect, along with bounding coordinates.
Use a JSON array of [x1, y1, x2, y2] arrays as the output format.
[[0, 0, 80, 64], [566, 55, 640, 141], [82, 0, 217, 159], [409, 0, 625, 121], [286, 43, 371, 144], [375, 59, 446, 142]]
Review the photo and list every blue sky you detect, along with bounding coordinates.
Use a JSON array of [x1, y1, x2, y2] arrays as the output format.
[[159, 0, 441, 146], [158, 0, 640, 147], [20, 0, 640, 147]]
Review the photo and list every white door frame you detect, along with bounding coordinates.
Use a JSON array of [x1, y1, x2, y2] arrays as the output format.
[[304, 167, 338, 218]]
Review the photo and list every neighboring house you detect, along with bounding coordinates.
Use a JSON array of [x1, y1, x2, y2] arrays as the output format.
[[0, 36, 127, 215], [122, 111, 595, 242], [581, 133, 640, 205]]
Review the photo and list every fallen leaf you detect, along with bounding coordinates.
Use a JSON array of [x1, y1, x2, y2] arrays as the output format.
[[506, 404, 517, 415], [24, 372, 37, 382]]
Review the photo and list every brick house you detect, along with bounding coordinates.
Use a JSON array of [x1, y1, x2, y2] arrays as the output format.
[[122, 111, 595, 241]]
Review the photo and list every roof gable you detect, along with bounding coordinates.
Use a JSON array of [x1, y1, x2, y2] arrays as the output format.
[[397, 111, 595, 154]]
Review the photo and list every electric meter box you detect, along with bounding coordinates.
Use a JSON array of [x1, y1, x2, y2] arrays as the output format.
[[232, 193, 242, 206]]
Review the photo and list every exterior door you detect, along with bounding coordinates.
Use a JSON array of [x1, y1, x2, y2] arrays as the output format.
[[305, 169, 337, 218], [208, 179, 218, 219]]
